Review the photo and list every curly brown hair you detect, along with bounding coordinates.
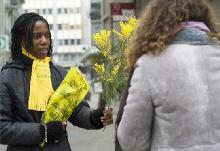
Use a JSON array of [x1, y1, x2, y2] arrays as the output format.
[[127, 0, 220, 69]]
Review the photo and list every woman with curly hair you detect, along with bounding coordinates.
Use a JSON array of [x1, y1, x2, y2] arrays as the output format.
[[116, 0, 220, 150]]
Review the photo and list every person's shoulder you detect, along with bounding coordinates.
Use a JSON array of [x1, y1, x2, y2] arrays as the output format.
[[1, 59, 24, 72], [0, 64, 12, 83], [0, 67, 10, 77], [136, 54, 155, 67], [0, 60, 24, 83]]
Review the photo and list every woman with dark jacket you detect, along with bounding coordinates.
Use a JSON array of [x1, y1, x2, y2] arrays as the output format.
[[0, 12, 113, 151], [117, 0, 220, 150]]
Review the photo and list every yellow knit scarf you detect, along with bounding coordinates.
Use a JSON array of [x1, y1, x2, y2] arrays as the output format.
[[22, 48, 54, 111]]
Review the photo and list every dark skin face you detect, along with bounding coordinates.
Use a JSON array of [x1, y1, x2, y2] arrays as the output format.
[[29, 20, 50, 59]]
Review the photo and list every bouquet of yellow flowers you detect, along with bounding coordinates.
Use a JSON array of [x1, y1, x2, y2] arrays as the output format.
[[92, 16, 138, 105], [43, 66, 90, 123]]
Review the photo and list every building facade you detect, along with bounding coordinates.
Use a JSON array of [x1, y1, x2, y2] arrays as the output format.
[[22, 0, 91, 67], [0, 0, 24, 36], [0, 0, 24, 69], [90, 0, 102, 45]]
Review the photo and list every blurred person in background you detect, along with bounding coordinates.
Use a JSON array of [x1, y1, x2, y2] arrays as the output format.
[[0, 12, 113, 151], [117, 0, 220, 150]]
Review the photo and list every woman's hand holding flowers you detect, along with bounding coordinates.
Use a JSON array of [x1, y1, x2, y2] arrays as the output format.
[[101, 107, 113, 125]]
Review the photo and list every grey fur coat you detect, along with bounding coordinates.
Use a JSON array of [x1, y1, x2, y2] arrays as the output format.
[[117, 28, 220, 151]]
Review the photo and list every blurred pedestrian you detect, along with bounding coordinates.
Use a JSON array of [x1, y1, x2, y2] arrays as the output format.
[[117, 0, 220, 150], [0, 12, 113, 151]]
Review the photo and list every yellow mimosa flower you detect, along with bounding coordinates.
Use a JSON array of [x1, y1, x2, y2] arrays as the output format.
[[113, 29, 124, 39], [92, 16, 138, 105], [111, 61, 121, 77], [93, 63, 105, 75], [93, 30, 111, 48], [120, 17, 138, 38]]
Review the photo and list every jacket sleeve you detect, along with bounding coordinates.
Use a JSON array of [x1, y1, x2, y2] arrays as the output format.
[[68, 101, 104, 129], [117, 60, 153, 151], [0, 70, 42, 145]]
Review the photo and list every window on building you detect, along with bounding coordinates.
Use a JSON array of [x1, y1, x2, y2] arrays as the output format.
[[58, 8, 62, 14], [70, 25, 75, 29], [76, 8, 80, 14], [58, 24, 62, 30], [91, 3, 101, 20], [49, 9, 52, 14], [70, 39, 75, 45], [76, 39, 81, 45], [49, 24, 53, 30], [64, 8, 68, 14], [64, 39, 69, 45], [42, 9, 46, 14], [70, 25, 81, 29]]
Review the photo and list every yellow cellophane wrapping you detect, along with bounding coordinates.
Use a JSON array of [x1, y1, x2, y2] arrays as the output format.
[[43, 66, 90, 123]]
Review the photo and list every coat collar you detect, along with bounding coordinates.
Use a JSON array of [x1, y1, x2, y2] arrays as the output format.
[[172, 27, 210, 45]]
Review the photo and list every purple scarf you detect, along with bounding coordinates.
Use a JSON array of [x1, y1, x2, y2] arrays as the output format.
[[180, 21, 210, 32]]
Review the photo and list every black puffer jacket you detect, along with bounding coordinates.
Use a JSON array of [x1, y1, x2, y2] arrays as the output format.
[[0, 56, 103, 151]]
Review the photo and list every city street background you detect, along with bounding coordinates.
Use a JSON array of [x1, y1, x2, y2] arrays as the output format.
[[0, 0, 219, 151]]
